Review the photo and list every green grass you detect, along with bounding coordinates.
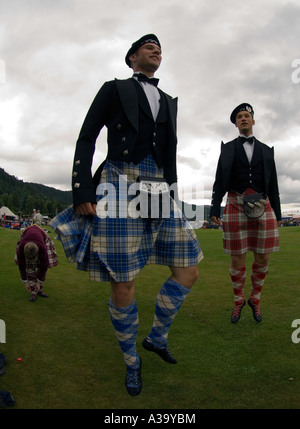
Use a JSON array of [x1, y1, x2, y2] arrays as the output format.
[[0, 226, 299, 409]]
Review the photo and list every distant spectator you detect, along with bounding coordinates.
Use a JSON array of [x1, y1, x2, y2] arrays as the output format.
[[15, 224, 58, 302], [1, 213, 6, 227], [33, 210, 43, 226]]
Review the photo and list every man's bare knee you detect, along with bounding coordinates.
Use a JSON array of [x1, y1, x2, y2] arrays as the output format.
[[170, 266, 199, 289], [111, 281, 135, 307]]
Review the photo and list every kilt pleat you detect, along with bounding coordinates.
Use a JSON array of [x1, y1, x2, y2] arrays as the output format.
[[222, 188, 279, 255]]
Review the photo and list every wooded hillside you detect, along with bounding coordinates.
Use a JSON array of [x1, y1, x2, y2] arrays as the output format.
[[0, 167, 72, 218]]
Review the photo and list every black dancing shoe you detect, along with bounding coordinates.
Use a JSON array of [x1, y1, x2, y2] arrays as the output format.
[[29, 292, 37, 302], [248, 298, 262, 322], [142, 336, 177, 364], [230, 300, 245, 323], [37, 291, 48, 298], [0, 390, 15, 407], [125, 359, 142, 396]]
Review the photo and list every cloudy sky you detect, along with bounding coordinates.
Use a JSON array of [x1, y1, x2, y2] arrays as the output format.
[[1, 0, 300, 212]]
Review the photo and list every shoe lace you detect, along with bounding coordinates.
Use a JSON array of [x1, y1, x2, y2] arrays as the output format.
[[232, 303, 243, 316], [127, 368, 140, 386], [252, 303, 261, 316], [249, 298, 261, 316]]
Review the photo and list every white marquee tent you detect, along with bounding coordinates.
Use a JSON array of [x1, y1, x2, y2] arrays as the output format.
[[0, 206, 17, 218]]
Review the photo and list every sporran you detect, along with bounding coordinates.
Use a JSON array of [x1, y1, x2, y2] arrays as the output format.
[[137, 176, 169, 219], [243, 193, 266, 219]]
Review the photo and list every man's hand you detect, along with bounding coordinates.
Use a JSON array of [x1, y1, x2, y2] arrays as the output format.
[[24, 282, 31, 293], [35, 281, 41, 292], [75, 202, 97, 216], [211, 216, 221, 225]]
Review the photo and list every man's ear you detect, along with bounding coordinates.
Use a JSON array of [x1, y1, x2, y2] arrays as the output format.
[[129, 53, 136, 64]]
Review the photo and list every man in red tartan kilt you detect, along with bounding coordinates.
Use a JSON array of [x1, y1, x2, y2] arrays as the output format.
[[15, 224, 58, 302], [210, 103, 281, 323]]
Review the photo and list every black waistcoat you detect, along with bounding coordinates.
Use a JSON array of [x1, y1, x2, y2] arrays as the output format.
[[229, 139, 264, 194], [131, 80, 169, 167]]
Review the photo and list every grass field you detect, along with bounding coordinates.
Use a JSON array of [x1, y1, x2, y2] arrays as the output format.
[[0, 226, 299, 410]]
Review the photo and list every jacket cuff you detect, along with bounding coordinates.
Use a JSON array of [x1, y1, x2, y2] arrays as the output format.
[[209, 206, 221, 218], [73, 187, 97, 208]]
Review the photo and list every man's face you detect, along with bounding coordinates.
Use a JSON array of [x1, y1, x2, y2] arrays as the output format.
[[129, 43, 162, 74], [235, 111, 255, 134]]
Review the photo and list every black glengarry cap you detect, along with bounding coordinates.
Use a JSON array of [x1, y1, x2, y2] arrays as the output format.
[[125, 34, 161, 67], [230, 103, 254, 123]]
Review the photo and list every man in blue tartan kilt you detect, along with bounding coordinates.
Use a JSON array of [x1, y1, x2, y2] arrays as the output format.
[[50, 34, 203, 396], [210, 103, 281, 324]]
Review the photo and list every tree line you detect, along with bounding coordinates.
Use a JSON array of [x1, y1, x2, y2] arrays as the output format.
[[0, 167, 72, 218]]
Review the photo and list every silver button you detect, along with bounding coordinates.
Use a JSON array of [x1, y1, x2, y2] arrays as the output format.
[[75, 160, 80, 165], [74, 183, 80, 188]]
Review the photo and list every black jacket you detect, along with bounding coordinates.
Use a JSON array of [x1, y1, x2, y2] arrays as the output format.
[[210, 137, 281, 220], [71, 78, 178, 207]]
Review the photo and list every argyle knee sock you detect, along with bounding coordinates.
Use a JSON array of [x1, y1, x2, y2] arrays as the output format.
[[250, 262, 268, 305], [230, 265, 246, 306], [109, 298, 140, 369], [148, 278, 191, 349]]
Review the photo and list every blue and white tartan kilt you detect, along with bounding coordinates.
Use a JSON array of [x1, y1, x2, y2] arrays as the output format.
[[50, 155, 203, 282]]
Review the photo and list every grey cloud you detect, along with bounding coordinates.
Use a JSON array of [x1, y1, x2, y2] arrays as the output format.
[[0, 0, 299, 209]]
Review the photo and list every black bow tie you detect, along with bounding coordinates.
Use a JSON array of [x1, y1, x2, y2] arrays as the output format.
[[133, 73, 159, 87], [239, 136, 254, 144]]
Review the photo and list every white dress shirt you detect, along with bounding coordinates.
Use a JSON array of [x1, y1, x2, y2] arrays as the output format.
[[133, 73, 160, 121], [240, 134, 255, 163]]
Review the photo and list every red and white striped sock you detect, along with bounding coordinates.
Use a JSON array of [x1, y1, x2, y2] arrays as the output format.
[[250, 262, 268, 305], [230, 265, 246, 306]]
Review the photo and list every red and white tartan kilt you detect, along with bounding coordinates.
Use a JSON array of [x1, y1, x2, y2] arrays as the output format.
[[222, 188, 279, 255]]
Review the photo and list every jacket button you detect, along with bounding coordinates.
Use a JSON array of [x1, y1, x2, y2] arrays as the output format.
[[123, 149, 128, 156]]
